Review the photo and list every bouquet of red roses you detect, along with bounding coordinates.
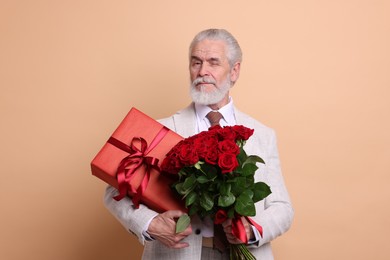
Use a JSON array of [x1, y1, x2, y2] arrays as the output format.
[[161, 125, 271, 260]]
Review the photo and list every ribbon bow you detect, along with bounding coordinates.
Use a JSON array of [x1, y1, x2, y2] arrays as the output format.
[[107, 127, 169, 208]]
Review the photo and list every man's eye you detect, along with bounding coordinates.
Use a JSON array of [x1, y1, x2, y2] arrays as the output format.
[[209, 59, 220, 66]]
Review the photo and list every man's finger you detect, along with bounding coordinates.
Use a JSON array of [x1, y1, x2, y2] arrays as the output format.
[[164, 210, 186, 219]]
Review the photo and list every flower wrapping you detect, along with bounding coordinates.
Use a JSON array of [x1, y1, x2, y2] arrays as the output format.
[[91, 107, 186, 213]]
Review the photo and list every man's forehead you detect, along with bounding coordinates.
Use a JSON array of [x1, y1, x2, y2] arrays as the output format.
[[191, 40, 227, 59]]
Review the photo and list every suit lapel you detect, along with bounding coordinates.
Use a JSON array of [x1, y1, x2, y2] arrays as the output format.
[[172, 103, 198, 137], [234, 107, 249, 126]]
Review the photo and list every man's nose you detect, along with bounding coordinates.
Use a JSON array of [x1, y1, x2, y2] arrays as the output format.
[[199, 63, 209, 77]]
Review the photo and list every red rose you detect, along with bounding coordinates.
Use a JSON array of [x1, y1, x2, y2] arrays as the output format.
[[218, 153, 239, 173], [214, 209, 228, 224], [205, 129, 220, 139], [218, 139, 240, 155], [218, 127, 237, 141], [178, 143, 199, 165], [208, 125, 222, 131], [193, 138, 207, 159], [232, 125, 254, 141], [161, 154, 182, 174], [204, 137, 218, 150], [194, 134, 218, 159], [204, 146, 218, 165], [165, 143, 180, 157]]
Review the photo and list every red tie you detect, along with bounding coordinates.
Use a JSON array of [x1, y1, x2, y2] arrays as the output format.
[[206, 111, 223, 127]]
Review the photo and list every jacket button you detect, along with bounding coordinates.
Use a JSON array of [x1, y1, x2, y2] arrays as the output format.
[[195, 229, 201, 235]]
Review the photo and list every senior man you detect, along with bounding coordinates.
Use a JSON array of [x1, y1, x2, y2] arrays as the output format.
[[104, 28, 294, 260]]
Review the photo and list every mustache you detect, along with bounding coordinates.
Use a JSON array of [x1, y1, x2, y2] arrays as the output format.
[[192, 77, 216, 86]]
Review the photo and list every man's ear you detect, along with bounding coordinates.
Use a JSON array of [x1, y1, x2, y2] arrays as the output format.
[[230, 62, 241, 84]]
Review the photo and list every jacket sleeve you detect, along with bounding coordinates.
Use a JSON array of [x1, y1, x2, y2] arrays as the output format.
[[103, 185, 159, 245], [250, 129, 294, 248]]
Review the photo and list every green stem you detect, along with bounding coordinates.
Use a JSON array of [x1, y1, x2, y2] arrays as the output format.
[[233, 244, 256, 260]]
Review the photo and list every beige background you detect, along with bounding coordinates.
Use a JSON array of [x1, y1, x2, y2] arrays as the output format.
[[1, 0, 389, 259]]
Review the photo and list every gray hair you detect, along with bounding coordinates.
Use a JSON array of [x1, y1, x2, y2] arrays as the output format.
[[189, 29, 242, 67]]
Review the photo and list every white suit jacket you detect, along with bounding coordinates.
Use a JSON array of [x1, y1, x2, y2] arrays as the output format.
[[104, 103, 294, 260]]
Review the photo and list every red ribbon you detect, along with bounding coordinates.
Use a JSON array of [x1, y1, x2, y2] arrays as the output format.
[[107, 127, 169, 208], [231, 216, 263, 244]]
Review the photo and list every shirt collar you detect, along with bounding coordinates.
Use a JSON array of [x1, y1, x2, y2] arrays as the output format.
[[194, 97, 236, 126]]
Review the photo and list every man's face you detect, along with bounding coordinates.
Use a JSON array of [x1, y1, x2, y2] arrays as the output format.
[[189, 39, 240, 107]]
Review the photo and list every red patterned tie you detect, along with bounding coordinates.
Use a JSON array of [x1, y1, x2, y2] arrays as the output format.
[[206, 111, 223, 127]]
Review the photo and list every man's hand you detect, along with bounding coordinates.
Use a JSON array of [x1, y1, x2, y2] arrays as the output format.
[[222, 217, 254, 244], [147, 210, 192, 249]]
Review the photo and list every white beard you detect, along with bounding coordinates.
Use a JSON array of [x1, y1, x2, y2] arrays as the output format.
[[190, 76, 232, 105]]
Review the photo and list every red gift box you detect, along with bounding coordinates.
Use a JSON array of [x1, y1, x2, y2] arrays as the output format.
[[91, 107, 186, 213]]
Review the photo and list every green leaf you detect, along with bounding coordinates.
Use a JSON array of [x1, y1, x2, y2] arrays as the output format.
[[200, 192, 214, 211], [237, 149, 247, 165], [218, 192, 236, 207], [240, 146, 248, 157], [188, 204, 199, 216], [182, 174, 197, 190], [178, 169, 187, 178], [175, 183, 186, 195], [185, 191, 198, 207], [226, 178, 237, 183], [176, 183, 194, 198], [175, 214, 190, 233], [235, 192, 255, 216], [242, 189, 254, 199], [252, 182, 272, 202], [242, 163, 258, 176], [197, 175, 210, 184], [231, 177, 246, 194], [243, 155, 265, 167], [220, 183, 231, 196]]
